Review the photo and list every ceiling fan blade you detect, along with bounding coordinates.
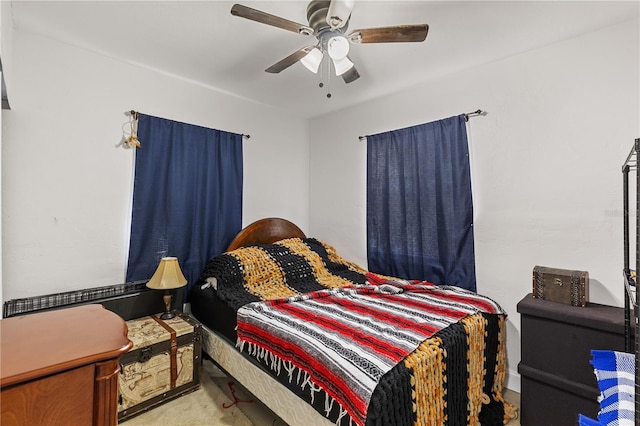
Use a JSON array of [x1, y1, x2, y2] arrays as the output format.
[[342, 65, 360, 84], [265, 46, 314, 74], [348, 24, 429, 44], [231, 4, 313, 35]]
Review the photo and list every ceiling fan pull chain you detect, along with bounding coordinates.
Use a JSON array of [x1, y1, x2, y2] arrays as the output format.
[[326, 57, 332, 98], [318, 51, 325, 89]]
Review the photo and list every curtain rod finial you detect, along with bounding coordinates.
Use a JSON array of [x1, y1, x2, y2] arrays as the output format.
[[464, 109, 486, 121]]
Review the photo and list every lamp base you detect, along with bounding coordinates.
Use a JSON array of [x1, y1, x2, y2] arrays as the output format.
[[160, 290, 175, 320], [159, 310, 176, 320]]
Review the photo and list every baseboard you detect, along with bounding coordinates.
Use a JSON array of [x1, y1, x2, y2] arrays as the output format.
[[505, 368, 521, 393]]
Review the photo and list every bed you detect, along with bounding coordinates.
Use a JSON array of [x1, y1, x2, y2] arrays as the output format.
[[189, 218, 515, 425]]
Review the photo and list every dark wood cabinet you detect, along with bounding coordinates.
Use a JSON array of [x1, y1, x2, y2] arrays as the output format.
[[517, 294, 626, 426], [1, 304, 132, 426]]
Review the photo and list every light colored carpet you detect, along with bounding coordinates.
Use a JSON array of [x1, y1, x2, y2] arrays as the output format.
[[121, 358, 520, 425], [119, 360, 254, 426], [503, 389, 521, 426]]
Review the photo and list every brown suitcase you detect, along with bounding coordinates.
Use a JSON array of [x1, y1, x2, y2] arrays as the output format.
[[117, 312, 201, 421], [532, 265, 589, 307]]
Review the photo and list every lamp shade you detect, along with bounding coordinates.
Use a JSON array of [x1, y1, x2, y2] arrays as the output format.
[[301, 47, 323, 74], [327, 36, 350, 60], [332, 56, 354, 76], [146, 257, 187, 290]]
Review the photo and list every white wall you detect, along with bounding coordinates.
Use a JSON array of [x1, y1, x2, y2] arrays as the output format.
[[308, 18, 640, 392], [0, 0, 11, 307], [1, 29, 309, 301], [1, 0, 14, 100]]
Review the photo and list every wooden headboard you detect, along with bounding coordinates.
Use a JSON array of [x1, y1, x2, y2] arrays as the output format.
[[226, 218, 306, 251]]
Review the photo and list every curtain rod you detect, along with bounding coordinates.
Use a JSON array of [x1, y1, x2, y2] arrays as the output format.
[[358, 109, 486, 141], [128, 110, 250, 139], [463, 109, 487, 121]]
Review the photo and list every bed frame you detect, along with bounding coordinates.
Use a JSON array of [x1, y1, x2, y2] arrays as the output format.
[[198, 217, 333, 425], [225, 217, 305, 251]]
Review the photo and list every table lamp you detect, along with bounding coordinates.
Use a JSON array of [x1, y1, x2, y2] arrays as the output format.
[[146, 257, 187, 320]]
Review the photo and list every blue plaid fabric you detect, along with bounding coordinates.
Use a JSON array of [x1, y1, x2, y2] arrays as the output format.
[[579, 414, 607, 426], [579, 350, 635, 426]]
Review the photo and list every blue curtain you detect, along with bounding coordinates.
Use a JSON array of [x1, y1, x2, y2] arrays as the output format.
[[126, 114, 243, 295], [366, 114, 476, 291]]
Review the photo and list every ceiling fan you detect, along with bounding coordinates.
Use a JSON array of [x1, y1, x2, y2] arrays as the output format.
[[230, 1, 429, 88]]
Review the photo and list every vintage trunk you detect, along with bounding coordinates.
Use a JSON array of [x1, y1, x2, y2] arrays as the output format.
[[118, 313, 201, 421], [532, 265, 589, 307]]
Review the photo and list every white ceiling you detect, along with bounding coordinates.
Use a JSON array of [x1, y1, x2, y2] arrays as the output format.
[[8, 0, 640, 119]]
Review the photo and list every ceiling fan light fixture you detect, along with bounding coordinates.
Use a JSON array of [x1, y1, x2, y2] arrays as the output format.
[[332, 56, 354, 76], [326, 0, 355, 30], [300, 47, 323, 73], [327, 36, 350, 60]]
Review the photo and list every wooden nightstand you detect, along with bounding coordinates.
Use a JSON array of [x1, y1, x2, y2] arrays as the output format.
[[117, 311, 202, 422], [1, 304, 132, 426]]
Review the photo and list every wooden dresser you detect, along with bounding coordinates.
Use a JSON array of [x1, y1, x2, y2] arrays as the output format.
[[1, 304, 132, 426]]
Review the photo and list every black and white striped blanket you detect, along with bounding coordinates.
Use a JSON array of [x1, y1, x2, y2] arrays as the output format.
[[236, 274, 505, 426]]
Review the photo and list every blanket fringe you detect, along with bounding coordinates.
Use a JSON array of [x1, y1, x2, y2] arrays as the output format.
[[325, 393, 335, 416], [326, 393, 351, 426], [284, 361, 296, 382], [309, 382, 323, 404], [239, 340, 352, 425]]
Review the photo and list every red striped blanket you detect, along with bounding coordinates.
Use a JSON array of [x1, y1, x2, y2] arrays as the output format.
[[236, 274, 505, 426]]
